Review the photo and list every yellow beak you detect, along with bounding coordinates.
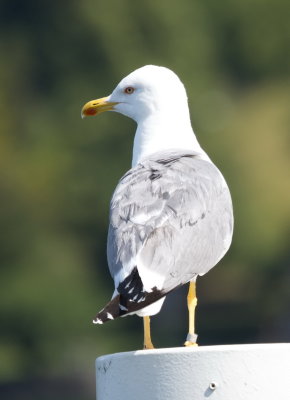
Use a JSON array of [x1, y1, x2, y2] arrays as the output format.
[[81, 96, 118, 118]]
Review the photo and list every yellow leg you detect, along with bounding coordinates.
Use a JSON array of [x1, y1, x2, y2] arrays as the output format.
[[143, 316, 154, 349], [184, 281, 198, 347]]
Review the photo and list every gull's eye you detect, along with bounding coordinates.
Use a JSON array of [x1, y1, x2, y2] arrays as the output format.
[[124, 86, 135, 94]]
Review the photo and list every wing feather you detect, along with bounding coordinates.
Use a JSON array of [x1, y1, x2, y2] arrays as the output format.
[[107, 150, 233, 299]]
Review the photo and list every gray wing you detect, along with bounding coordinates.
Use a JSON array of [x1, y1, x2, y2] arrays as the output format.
[[107, 150, 233, 302]]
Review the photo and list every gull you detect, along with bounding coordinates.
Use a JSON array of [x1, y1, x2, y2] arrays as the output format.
[[82, 65, 233, 349]]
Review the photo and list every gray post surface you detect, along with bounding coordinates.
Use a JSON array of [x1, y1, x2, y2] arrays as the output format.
[[96, 343, 290, 400]]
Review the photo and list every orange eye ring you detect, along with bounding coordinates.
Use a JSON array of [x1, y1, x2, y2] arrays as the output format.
[[124, 87, 135, 94]]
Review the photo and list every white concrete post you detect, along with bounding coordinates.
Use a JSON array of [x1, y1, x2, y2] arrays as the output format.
[[96, 343, 290, 400]]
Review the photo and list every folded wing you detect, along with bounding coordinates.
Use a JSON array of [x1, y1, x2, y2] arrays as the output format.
[[94, 151, 233, 323]]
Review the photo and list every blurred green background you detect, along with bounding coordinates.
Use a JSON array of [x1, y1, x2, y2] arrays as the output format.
[[0, 0, 289, 399]]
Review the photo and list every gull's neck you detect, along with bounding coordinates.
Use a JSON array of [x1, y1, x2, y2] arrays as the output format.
[[132, 112, 210, 167]]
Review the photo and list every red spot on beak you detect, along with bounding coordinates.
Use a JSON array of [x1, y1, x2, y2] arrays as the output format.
[[84, 107, 98, 116]]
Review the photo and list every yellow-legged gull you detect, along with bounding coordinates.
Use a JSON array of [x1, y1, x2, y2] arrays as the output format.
[[82, 65, 233, 349]]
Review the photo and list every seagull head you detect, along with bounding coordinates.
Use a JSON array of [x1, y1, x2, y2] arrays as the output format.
[[81, 65, 207, 166], [81, 65, 189, 123]]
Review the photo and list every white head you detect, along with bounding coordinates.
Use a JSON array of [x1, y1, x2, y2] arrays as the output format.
[[107, 65, 190, 122], [82, 65, 206, 166]]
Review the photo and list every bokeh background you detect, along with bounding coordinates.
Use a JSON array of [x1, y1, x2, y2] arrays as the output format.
[[1, 0, 289, 399]]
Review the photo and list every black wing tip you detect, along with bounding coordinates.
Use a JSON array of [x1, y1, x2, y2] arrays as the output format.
[[92, 295, 121, 324], [92, 312, 115, 324], [92, 290, 166, 325], [92, 266, 180, 325]]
